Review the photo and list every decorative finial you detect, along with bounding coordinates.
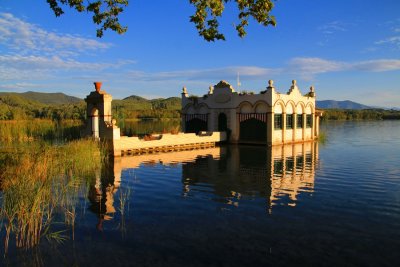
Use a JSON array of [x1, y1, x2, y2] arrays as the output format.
[[288, 79, 299, 94], [269, 80, 274, 87], [208, 85, 214, 94], [262, 79, 275, 93], [182, 86, 187, 94], [308, 85, 316, 97]]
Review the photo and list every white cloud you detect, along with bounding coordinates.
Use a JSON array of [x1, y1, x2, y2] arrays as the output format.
[[0, 13, 136, 81], [0, 82, 38, 91], [121, 57, 400, 85], [0, 12, 111, 55], [0, 55, 134, 71], [0, 55, 135, 81], [375, 36, 400, 48], [318, 21, 347, 35], [127, 66, 277, 81], [352, 59, 400, 72], [288, 57, 400, 79], [288, 57, 345, 74], [317, 21, 350, 46]]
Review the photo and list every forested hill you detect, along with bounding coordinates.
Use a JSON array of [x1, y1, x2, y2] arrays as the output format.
[[113, 95, 181, 119], [0, 91, 82, 105], [0, 92, 372, 110], [2, 91, 399, 121], [115, 95, 181, 110], [0, 92, 181, 120], [316, 100, 371, 110]]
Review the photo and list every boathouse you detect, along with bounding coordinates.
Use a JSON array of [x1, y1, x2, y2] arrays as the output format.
[[84, 80, 321, 156], [181, 80, 322, 145]]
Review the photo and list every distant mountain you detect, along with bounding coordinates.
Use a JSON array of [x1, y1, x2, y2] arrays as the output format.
[[123, 95, 148, 102], [317, 100, 371, 110], [0, 91, 82, 105], [21, 91, 82, 104], [115, 95, 181, 110], [0, 93, 44, 108]]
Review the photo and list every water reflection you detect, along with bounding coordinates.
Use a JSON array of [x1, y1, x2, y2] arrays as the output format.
[[181, 143, 318, 213], [93, 142, 319, 222], [269, 143, 317, 210], [88, 160, 121, 231]]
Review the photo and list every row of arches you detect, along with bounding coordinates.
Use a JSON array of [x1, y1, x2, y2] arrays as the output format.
[[238, 101, 314, 115], [184, 101, 315, 116], [182, 100, 315, 143]]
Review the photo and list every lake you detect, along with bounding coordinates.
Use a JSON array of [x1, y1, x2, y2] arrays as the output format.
[[1, 120, 400, 266]]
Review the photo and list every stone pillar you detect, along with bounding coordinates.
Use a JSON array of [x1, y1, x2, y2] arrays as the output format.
[[230, 110, 239, 143], [315, 115, 320, 138], [267, 112, 274, 146], [181, 86, 189, 133], [181, 114, 186, 132], [292, 112, 297, 142], [312, 112, 316, 140], [282, 112, 286, 144], [208, 110, 215, 132], [302, 113, 306, 141]]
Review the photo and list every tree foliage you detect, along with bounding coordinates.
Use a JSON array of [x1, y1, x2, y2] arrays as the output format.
[[46, 0, 276, 41], [190, 0, 276, 41], [46, 0, 128, 37], [320, 109, 400, 121]]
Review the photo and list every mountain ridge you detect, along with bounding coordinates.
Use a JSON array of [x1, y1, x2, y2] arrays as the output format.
[[3, 91, 394, 110], [316, 100, 371, 110], [0, 91, 82, 105]]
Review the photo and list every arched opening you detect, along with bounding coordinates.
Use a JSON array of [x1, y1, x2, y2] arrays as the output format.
[[240, 118, 267, 142], [92, 108, 99, 138], [218, 113, 228, 131], [186, 118, 207, 134]]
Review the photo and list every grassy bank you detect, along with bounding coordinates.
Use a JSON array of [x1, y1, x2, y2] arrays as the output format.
[[0, 139, 103, 254], [0, 119, 105, 254], [0, 119, 83, 143]]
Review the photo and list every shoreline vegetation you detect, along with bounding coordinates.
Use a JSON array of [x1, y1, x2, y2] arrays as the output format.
[[0, 120, 104, 255], [320, 109, 400, 121], [1, 91, 400, 122]]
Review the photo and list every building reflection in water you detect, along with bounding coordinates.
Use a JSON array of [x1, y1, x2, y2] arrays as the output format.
[[269, 143, 318, 211], [181, 143, 318, 213], [88, 160, 121, 231], [88, 143, 318, 226]]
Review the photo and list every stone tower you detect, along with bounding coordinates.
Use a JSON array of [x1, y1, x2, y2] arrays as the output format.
[[84, 82, 113, 139]]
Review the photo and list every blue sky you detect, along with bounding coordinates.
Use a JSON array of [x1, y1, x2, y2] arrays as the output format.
[[0, 0, 399, 107]]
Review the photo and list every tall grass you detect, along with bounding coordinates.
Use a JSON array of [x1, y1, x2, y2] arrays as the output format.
[[318, 131, 328, 145], [0, 119, 83, 143], [0, 139, 102, 255]]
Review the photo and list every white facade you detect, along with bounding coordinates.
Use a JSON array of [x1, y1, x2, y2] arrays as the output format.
[[181, 80, 322, 145]]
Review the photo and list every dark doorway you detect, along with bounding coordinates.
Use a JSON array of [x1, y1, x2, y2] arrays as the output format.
[[218, 113, 228, 131], [186, 118, 207, 134], [240, 118, 267, 141]]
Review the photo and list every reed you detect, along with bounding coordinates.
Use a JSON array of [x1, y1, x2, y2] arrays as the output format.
[[0, 138, 102, 254], [318, 131, 328, 145], [0, 119, 83, 143]]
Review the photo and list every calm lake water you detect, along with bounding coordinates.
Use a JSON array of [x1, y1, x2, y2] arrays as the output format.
[[2, 120, 400, 266]]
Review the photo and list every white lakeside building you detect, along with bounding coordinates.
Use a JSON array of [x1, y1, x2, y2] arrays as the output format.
[[181, 80, 322, 145]]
